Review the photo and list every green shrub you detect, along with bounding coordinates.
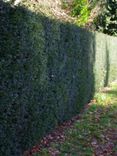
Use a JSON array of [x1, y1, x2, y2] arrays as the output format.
[[61, 0, 100, 26], [71, 0, 90, 25], [71, 0, 88, 16], [0, 1, 117, 156]]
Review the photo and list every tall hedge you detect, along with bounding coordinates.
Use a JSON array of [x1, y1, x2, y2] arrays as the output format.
[[0, 1, 117, 155]]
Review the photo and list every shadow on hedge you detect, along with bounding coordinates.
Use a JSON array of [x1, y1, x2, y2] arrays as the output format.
[[104, 43, 110, 87]]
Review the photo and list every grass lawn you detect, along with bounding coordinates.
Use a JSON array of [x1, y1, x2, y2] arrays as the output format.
[[32, 82, 117, 156]]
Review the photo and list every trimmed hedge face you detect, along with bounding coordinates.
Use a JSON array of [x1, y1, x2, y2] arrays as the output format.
[[0, 1, 117, 155]]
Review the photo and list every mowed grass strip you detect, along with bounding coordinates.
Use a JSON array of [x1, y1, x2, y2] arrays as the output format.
[[33, 82, 117, 156]]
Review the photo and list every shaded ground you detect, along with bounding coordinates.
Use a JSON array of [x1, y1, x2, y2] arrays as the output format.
[[24, 82, 117, 156]]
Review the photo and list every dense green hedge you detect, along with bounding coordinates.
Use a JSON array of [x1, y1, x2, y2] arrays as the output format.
[[0, 1, 117, 155]]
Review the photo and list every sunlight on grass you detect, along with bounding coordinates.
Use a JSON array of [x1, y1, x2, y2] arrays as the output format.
[[33, 82, 117, 156]]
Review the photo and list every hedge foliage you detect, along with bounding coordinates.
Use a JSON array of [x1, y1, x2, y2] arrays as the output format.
[[0, 1, 117, 155]]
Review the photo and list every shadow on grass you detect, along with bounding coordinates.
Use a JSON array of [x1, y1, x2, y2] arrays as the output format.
[[105, 90, 117, 97]]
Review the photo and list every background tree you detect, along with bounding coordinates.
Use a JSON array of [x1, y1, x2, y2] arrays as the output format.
[[94, 0, 117, 36]]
